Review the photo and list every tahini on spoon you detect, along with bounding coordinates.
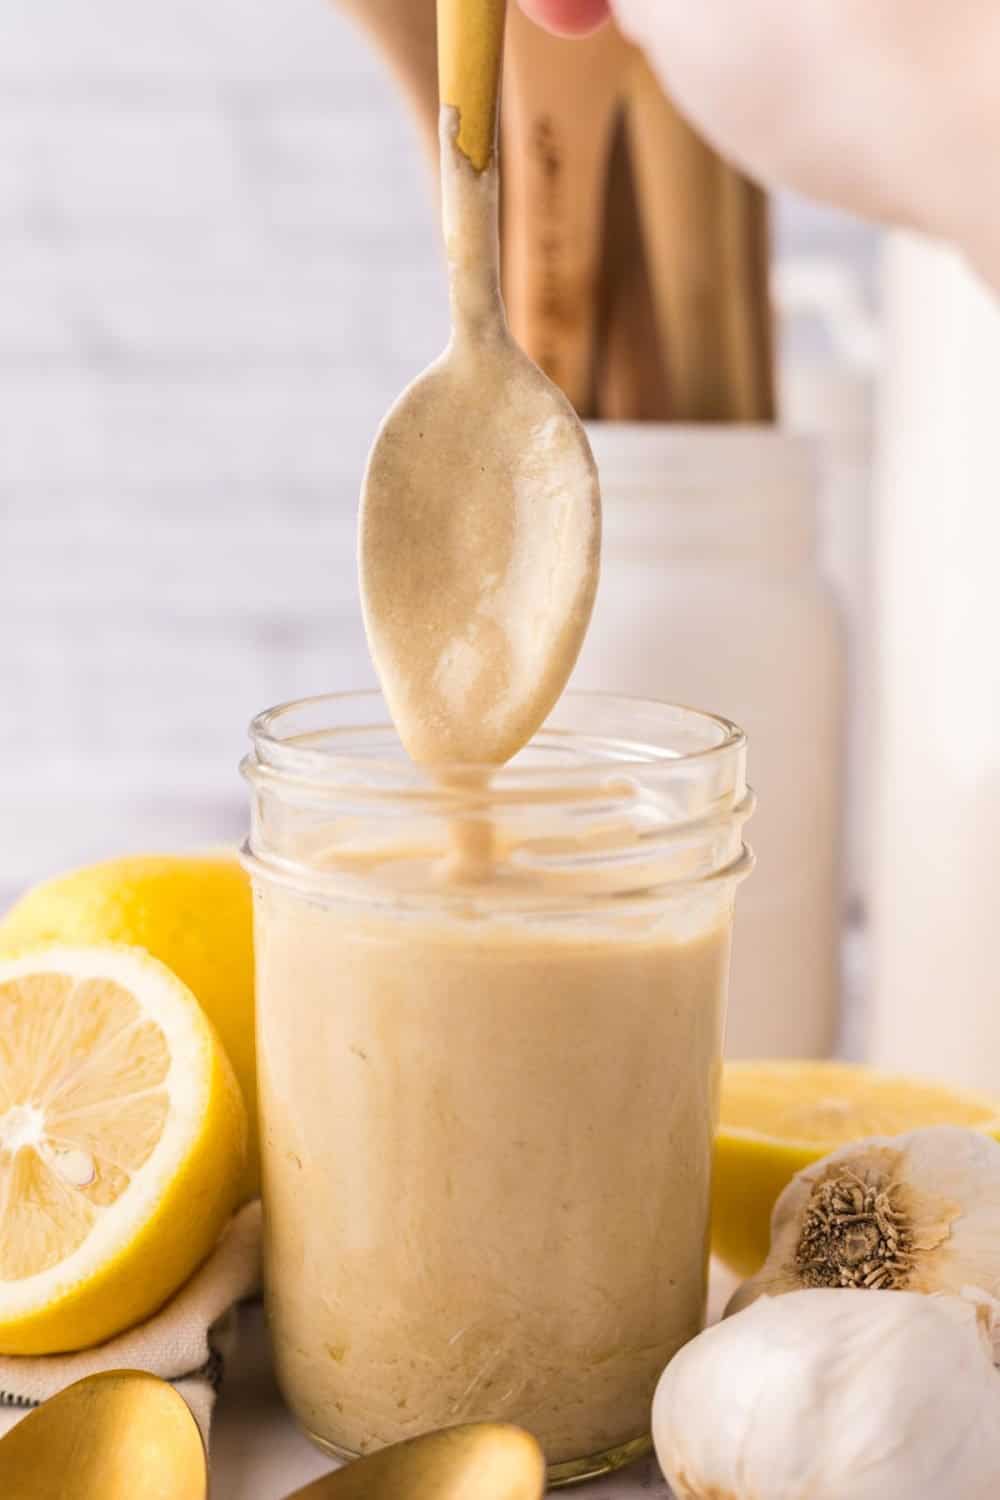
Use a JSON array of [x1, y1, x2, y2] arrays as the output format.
[[0, 1371, 207, 1500], [285, 1421, 546, 1500], [359, 0, 601, 769]]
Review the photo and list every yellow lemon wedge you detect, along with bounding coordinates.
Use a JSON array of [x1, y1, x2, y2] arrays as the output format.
[[0, 854, 257, 1200], [712, 1060, 1000, 1278], [0, 946, 246, 1354]]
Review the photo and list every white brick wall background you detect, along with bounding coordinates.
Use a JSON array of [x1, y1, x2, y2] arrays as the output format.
[[0, 0, 877, 902]]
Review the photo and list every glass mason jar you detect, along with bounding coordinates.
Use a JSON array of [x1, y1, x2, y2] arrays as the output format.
[[242, 690, 752, 1486]]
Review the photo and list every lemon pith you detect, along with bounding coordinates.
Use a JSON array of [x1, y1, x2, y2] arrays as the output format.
[[712, 1061, 1000, 1278], [0, 946, 246, 1354]]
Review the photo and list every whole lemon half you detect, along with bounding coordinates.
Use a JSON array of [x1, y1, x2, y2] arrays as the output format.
[[0, 946, 246, 1352], [0, 853, 258, 1201]]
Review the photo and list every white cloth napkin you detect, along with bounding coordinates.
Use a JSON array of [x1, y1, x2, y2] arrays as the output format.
[[0, 1201, 261, 1448]]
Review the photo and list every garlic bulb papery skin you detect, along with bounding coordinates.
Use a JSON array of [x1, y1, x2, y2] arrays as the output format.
[[652, 1288, 1000, 1500], [728, 1125, 1000, 1318]]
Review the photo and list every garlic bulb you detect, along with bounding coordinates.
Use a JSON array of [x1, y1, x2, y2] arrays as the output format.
[[729, 1125, 1000, 1317], [653, 1288, 1000, 1500]]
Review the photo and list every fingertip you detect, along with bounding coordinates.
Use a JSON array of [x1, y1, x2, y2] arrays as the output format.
[[517, 0, 612, 37]]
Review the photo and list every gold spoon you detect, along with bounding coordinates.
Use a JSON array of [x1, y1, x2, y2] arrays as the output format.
[[286, 1422, 546, 1500], [0, 1370, 207, 1500], [359, 0, 601, 768]]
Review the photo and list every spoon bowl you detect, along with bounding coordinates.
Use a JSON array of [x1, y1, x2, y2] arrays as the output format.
[[0, 1370, 206, 1500], [288, 1421, 546, 1500], [361, 319, 600, 767]]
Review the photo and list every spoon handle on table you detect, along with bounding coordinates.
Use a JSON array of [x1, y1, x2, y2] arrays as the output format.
[[438, 0, 508, 173]]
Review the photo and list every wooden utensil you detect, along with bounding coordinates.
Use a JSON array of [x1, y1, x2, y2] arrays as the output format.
[[0, 1371, 206, 1500], [624, 57, 775, 421], [501, 8, 633, 415], [285, 1422, 546, 1500], [332, 0, 438, 159], [593, 94, 673, 420]]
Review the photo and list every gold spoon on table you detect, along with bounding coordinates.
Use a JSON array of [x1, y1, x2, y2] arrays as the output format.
[[0, 1372, 546, 1500], [286, 1422, 546, 1500], [359, 0, 601, 769], [0, 1370, 207, 1500]]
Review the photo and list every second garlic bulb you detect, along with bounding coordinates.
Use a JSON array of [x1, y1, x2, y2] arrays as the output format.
[[653, 1289, 1000, 1500], [729, 1126, 1000, 1316]]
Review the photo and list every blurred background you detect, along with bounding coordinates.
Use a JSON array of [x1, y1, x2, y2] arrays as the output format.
[[0, 0, 877, 900], [11, 0, 998, 1082]]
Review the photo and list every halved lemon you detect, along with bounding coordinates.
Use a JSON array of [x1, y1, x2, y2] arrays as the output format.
[[712, 1060, 1000, 1278], [0, 946, 246, 1354], [0, 853, 258, 1200]]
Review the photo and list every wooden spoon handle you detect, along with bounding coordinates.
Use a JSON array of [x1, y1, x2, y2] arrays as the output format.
[[501, 10, 631, 413], [626, 58, 775, 421], [438, 0, 508, 172], [594, 102, 673, 420], [717, 162, 775, 419]]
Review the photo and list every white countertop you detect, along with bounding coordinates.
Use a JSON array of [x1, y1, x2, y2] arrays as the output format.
[[211, 1305, 672, 1499]]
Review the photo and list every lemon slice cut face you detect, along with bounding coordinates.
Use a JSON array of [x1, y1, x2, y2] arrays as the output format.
[[0, 947, 246, 1354]]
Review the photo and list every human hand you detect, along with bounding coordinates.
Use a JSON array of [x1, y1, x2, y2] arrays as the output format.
[[517, 0, 609, 36], [520, 0, 1000, 288]]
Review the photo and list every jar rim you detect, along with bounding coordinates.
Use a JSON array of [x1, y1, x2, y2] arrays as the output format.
[[243, 690, 752, 911], [247, 689, 745, 788]]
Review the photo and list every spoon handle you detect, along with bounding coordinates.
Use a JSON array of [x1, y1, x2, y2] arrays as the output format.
[[438, 0, 507, 172]]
